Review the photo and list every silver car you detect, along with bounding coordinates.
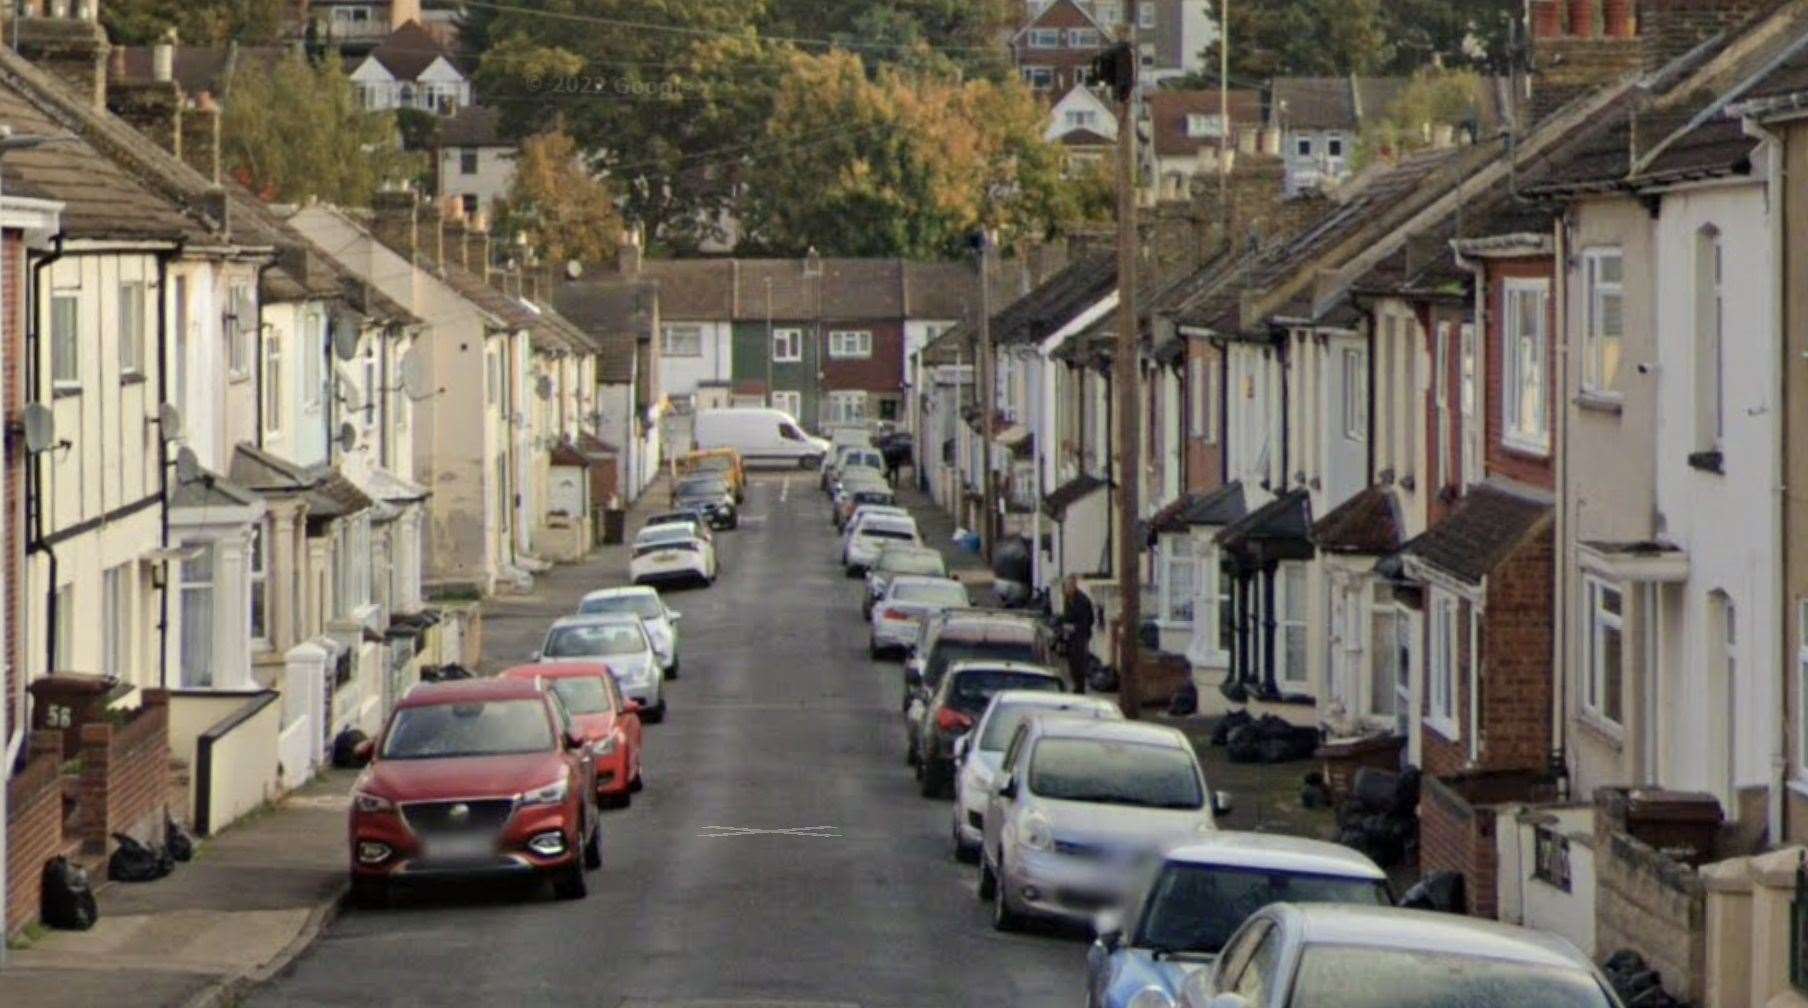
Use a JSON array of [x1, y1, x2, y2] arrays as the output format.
[[534, 613, 665, 722], [862, 543, 948, 618], [844, 515, 920, 573], [868, 575, 968, 658], [951, 691, 1122, 862], [1175, 903, 1624, 1008], [980, 716, 1227, 931]]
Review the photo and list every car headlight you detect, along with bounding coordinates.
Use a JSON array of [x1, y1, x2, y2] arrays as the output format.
[[352, 790, 395, 814], [520, 777, 569, 806], [1126, 989, 1174, 1008], [591, 735, 619, 758], [1020, 810, 1053, 851]]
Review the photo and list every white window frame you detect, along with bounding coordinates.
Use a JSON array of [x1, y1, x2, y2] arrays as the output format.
[[770, 389, 802, 418], [302, 312, 323, 409], [1428, 592, 1460, 738], [1296, 137, 1313, 157], [225, 283, 253, 376], [1162, 537, 1196, 627], [118, 280, 146, 376], [1582, 248, 1624, 396], [50, 294, 78, 388], [772, 327, 802, 363], [1501, 278, 1551, 455], [1696, 227, 1724, 452], [1068, 27, 1100, 47], [828, 329, 872, 359], [1460, 322, 1479, 487], [1278, 562, 1308, 687], [1028, 28, 1061, 48], [662, 323, 703, 358], [179, 543, 216, 688], [1023, 66, 1054, 89], [101, 564, 129, 681], [827, 389, 867, 424], [263, 329, 283, 435], [1327, 136, 1345, 158], [1584, 577, 1624, 729], [1139, 3, 1155, 28], [1342, 347, 1366, 441]]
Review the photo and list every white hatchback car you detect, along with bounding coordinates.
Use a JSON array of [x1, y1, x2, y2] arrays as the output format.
[[630, 521, 717, 586], [843, 515, 921, 573], [534, 613, 666, 722], [980, 717, 1228, 931], [950, 691, 1121, 862], [868, 575, 969, 657], [579, 586, 682, 678]]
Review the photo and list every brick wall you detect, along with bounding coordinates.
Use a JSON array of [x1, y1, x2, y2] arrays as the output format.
[[1595, 788, 1708, 1003], [822, 320, 904, 394], [1419, 594, 1477, 781], [5, 731, 64, 938], [1483, 258, 1558, 491], [74, 690, 169, 856], [4, 229, 21, 744], [1639, 0, 1778, 69], [1420, 773, 1502, 918], [1480, 522, 1556, 772]]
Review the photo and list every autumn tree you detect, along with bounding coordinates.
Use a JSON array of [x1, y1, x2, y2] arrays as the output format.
[[221, 50, 415, 205], [102, 0, 286, 45], [1351, 69, 1487, 168], [1200, 0, 1517, 82], [493, 129, 623, 268]]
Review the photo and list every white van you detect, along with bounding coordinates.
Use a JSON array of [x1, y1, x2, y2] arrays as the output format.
[[693, 408, 831, 468]]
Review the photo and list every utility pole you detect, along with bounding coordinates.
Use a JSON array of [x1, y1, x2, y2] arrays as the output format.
[[1112, 0, 1144, 719], [1219, 0, 1230, 215], [764, 276, 774, 408], [977, 229, 996, 562]]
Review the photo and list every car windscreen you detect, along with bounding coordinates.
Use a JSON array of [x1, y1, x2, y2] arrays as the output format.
[[677, 478, 728, 497], [927, 639, 1036, 684], [547, 676, 614, 716], [380, 699, 554, 759], [1134, 865, 1390, 955], [544, 623, 646, 658], [853, 491, 894, 505], [1028, 738, 1203, 809], [946, 670, 1062, 715], [878, 550, 946, 577], [979, 701, 1103, 750], [891, 581, 968, 606], [1287, 946, 1615, 1008], [848, 451, 883, 468], [634, 538, 698, 557], [579, 593, 663, 619]]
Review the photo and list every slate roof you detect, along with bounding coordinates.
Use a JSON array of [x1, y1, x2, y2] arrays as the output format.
[[1148, 482, 1247, 540], [304, 468, 376, 520], [1042, 473, 1110, 520], [435, 105, 506, 148], [1060, 128, 1115, 147], [552, 281, 652, 384], [989, 252, 1116, 347], [169, 467, 260, 509], [368, 20, 459, 82], [1217, 488, 1315, 566], [1272, 77, 1409, 131], [1312, 484, 1404, 554], [113, 45, 286, 98], [902, 261, 979, 322], [1400, 482, 1551, 585], [229, 443, 315, 496], [638, 259, 737, 320], [1149, 89, 1263, 157]]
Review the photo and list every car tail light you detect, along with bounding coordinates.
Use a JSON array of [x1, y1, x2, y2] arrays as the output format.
[[882, 608, 912, 621], [935, 708, 974, 733]]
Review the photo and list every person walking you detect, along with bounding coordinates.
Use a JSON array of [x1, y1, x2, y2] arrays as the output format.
[[1062, 575, 1094, 694]]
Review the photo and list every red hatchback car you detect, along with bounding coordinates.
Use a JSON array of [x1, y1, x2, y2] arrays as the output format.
[[500, 662, 645, 808], [347, 677, 600, 906]]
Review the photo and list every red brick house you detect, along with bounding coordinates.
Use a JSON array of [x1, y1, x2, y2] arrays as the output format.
[[1012, 0, 1108, 96]]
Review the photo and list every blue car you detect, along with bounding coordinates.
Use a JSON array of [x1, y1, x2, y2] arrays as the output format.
[[1085, 833, 1391, 1008]]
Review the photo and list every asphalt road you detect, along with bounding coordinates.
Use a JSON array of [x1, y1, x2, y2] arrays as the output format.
[[251, 472, 1085, 1007]]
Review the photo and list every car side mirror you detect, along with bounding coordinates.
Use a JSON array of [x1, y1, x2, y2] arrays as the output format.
[[352, 738, 374, 767], [1213, 790, 1234, 817], [997, 776, 1017, 800], [565, 729, 586, 751], [528, 650, 542, 662], [1092, 910, 1122, 949], [667, 611, 682, 623], [624, 699, 643, 716]]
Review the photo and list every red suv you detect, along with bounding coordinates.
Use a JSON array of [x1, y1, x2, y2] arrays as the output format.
[[500, 662, 644, 808], [347, 678, 600, 906]]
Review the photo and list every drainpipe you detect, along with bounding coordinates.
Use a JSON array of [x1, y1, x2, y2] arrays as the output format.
[[253, 262, 275, 448], [1551, 210, 1572, 792], [26, 235, 65, 677], [379, 323, 393, 471], [1744, 114, 1789, 844], [155, 249, 177, 689]]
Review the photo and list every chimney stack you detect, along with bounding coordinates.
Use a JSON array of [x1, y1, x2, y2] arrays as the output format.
[[13, 15, 110, 111], [370, 190, 421, 262], [1569, 0, 1599, 38], [616, 227, 642, 276]]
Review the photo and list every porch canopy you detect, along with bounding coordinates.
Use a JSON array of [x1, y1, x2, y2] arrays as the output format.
[[1216, 488, 1314, 570], [1577, 539, 1689, 584], [1399, 482, 1551, 586], [1041, 473, 1110, 521], [1312, 483, 1404, 556], [1145, 481, 1246, 547]]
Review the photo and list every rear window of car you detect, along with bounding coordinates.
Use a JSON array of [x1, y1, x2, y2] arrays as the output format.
[[879, 550, 945, 576], [853, 491, 893, 505], [635, 540, 698, 557], [927, 640, 1038, 683], [678, 478, 728, 496], [579, 593, 663, 619], [381, 699, 554, 759], [891, 580, 968, 606], [980, 700, 1108, 750], [862, 526, 916, 541], [1133, 864, 1390, 955], [946, 670, 1062, 714], [544, 623, 646, 658]]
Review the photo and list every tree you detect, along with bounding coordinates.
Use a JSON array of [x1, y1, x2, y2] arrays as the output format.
[[761, 0, 1016, 78], [221, 50, 415, 205], [1202, 0, 1517, 81], [738, 50, 1103, 259], [1350, 69, 1487, 168], [102, 0, 286, 45], [493, 129, 623, 268], [474, 0, 785, 252]]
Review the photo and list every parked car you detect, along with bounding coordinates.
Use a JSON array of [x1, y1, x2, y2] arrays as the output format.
[[863, 544, 948, 618], [869, 575, 969, 658], [346, 677, 600, 906], [821, 444, 884, 492], [1173, 904, 1622, 1008], [579, 585, 682, 678], [903, 609, 1056, 715], [835, 485, 896, 530], [979, 717, 1226, 932], [693, 407, 829, 468], [829, 465, 887, 506], [534, 614, 666, 722], [642, 511, 713, 543], [911, 660, 1065, 799], [951, 691, 1122, 862], [844, 515, 920, 573], [841, 504, 912, 554], [673, 448, 745, 502], [630, 522, 717, 587], [500, 662, 645, 808], [1085, 834, 1389, 1008], [672, 474, 738, 529]]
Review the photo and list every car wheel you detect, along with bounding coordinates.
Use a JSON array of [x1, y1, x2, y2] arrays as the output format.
[[905, 733, 919, 767], [992, 858, 1023, 932], [349, 876, 389, 910], [919, 757, 944, 798], [977, 853, 997, 901], [583, 821, 603, 869], [553, 861, 588, 900], [665, 657, 680, 680], [630, 767, 645, 793], [951, 814, 979, 863], [643, 700, 667, 724]]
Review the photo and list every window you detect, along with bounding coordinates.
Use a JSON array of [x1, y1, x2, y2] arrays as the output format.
[[1460, 322, 1479, 486], [772, 327, 802, 362], [1379, 318, 1395, 464], [250, 523, 269, 647], [1370, 601, 1403, 719], [302, 313, 323, 409], [460, 194, 478, 217], [771, 389, 801, 418], [1532, 822, 1572, 891], [1022, 66, 1054, 89], [1585, 578, 1623, 726], [1139, 4, 1155, 28], [1186, 113, 1223, 138], [1429, 594, 1460, 734], [1328, 137, 1345, 158], [459, 147, 479, 175], [118, 281, 145, 375], [1064, 109, 1098, 130], [101, 565, 128, 681], [50, 294, 78, 386], [1095, 1, 1123, 24], [1582, 248, 1624, 394], [1279, 563, 1307, 686], [828, 329, 872, 359], [1342, 348, 1366, 440], [1068, 27, 1100, 46], [827, 390, 867, 424], [225, 283, 253, 375], [1696, 227, 1724, 453], [878, 397, 899, 421], [263, 330, 282, 433], [1163, 538, 1196, 625], [1189, 356, 1206, 437], [1502, 279, 1551, 454], [180, 544, 216, 688], [1028, 28, 1061, 48], [1297, 137, 1313, 157], [663, 324, 703, 357]]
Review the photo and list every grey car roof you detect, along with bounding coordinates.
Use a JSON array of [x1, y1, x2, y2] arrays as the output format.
[[549, 612, 645, 629], [1276, 904, 1594, 969], [1164, 833, 1385, 880], [887, 574, 965, 591], [1024, 715, 1191, 748]]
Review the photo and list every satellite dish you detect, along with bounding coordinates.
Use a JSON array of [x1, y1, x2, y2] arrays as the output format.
[[534, 375, 553, 401], [565, 260, 582, 280], [337, 422, 358, 452], [157, 402, 184, 440], [399, 347, 433, 400], [174, 446, 201, 485], [332, 327, 360, 362], [21, 403, 54, 454]]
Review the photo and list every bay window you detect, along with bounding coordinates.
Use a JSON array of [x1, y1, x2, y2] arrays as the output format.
[[1162, 538, 1196, 625], [180, 544, 216, 687], [1278, 563, 1308, 687], [1584, 577, 1623, 726], [250, 523, 269, 648]]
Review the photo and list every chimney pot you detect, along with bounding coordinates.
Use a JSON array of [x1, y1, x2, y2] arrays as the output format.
[[152, 42, 174, 82], [1257, 127, 1281, 157], [1531, 0, 1564, 39], [1568, 0, 1598, 38], [1603, 0, 1634, 37]]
